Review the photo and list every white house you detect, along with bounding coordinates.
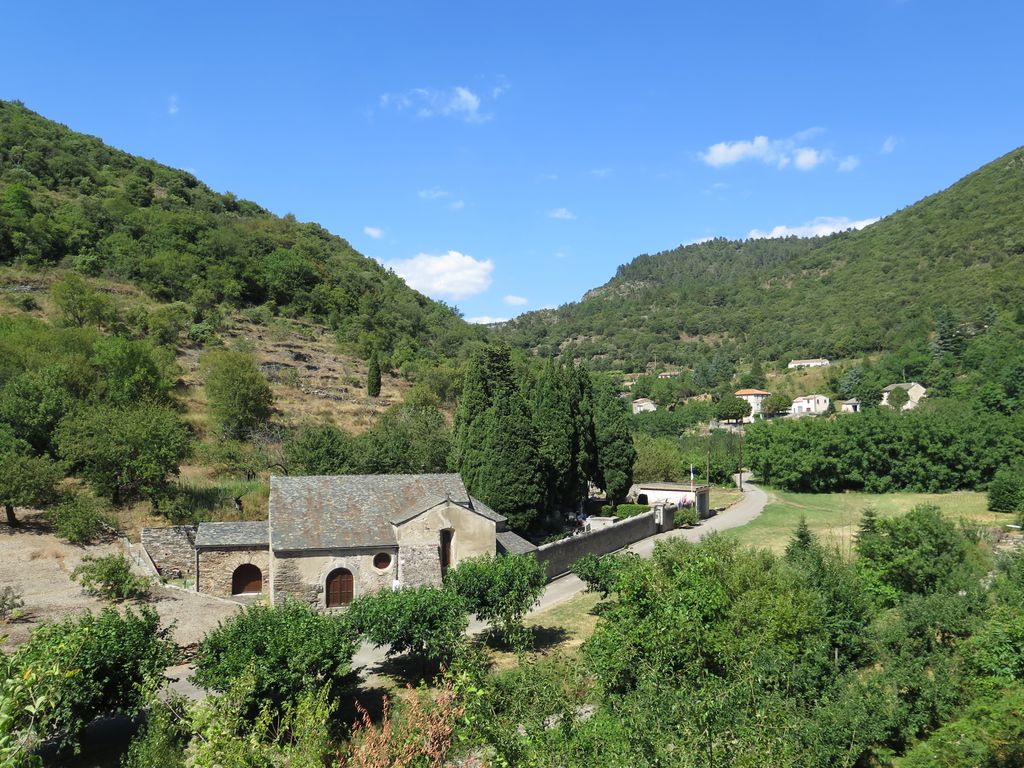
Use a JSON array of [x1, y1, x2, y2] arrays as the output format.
[[881, 382, 927, 410], [630, 482, 711, 519], [839, 398, 862, 413], [791, 394, 831, 416], [632, 397, 657, 414], [735, 388, 771, 422], [787, 358, 831, 369]]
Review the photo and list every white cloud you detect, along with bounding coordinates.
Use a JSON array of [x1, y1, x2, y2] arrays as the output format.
[[167, 95, 179, 116], [385, 250, 493, 300], [536, 173, 559, 182], [747, 216, 880, 240], [379, 85, 493, 123], [881, 135, 898, 154], [548, 207, 576, 220], [793, 147, 825, 170], [449, 199, 465, 210], [700, 130, 842, 171], [838, 155, 861, 172], [363, 226, 383, 239], [467, 316, 509, 325], [503, 295, 528, 306], [418, 187, 449, 200], [589, 168, 612, 178], [554, 249, 568, 259]]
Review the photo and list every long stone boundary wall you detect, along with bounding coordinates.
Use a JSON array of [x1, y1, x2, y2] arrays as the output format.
[[535, 508, 675, 581], [141, 525, 197, 580]]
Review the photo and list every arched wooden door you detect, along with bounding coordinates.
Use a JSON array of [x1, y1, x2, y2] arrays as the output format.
[[326, 568, 354, 608], [231, 563, 263, 595]]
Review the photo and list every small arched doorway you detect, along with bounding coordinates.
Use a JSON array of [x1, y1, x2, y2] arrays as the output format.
[[231, 563, 263, 595], [326, 568, 354, 608]]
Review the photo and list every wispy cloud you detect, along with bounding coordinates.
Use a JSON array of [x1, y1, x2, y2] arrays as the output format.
[[379, 84, 495, 123], [881, 135, 899, 154], [536, 173, 559, 182], [385, 250, 493, 300], [363, 226, 383, 239], [417, 187, 449, 200], [838, 156, 861, 172], [467, 316, 509, 325], [700, 129, 847, 171], [548, 207, 576, 220], [167, 95, 179, 116], [503, 295, 528, 306], [747, 215, 879, 239], [589, 168, 612, 178], [449, 200, 465, 211]]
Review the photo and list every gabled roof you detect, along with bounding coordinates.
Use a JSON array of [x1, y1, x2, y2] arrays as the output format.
[[270, 474, 504, 552], [882, 382, 923, 392], [196, 521, 268, 549], [735, 388, 771, 396]]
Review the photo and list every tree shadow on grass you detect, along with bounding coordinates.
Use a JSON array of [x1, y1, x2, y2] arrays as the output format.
[[483, 624, 570, 654], [338, 684, 391, 728], [369, 653, 445, 688]]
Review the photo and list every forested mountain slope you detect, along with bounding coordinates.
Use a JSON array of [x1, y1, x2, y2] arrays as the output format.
[[500, 147, 1024, 369], [0, 100, 483, 364]]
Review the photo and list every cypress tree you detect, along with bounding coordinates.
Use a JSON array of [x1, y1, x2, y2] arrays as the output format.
[[367, 351, 381, 397], [531, 360, 576, 512], [591, 376, 636, 507]]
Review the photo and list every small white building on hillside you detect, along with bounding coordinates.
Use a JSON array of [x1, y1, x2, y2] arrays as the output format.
[[791, 394, 831, 416], [881, 382, 927, 410], [632, 397, 657, 414], [839, 398, 862, 413], [788, 358, 831, 369], [630, 482, 712, 520]]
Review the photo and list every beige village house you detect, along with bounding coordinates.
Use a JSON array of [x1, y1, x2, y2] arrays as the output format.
[[881, 382, 927, 410]]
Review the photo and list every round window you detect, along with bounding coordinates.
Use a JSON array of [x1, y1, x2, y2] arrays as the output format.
[[373, 552, 392, 570]]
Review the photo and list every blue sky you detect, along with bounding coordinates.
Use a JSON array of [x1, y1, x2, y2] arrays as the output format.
[[3, 1, 1023, 322]]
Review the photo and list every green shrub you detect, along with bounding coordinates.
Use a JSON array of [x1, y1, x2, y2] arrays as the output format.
[[445, 554, 547, 649], [676, 504, 699, 527], [192, 601, 358, 707], [0, 586, 24, 620], [14, 606, 175, 750], [570, 552, 639, 598], [988, 467, 1023, 512], [187, 322, 217, 346], [52, 492, 111, 544], [611, 503, 650, 520], [348, 586, 468, 666], [71, 554, 150, 601]]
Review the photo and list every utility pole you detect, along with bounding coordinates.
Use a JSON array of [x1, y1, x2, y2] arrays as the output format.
[[738, 431, 744, 492]]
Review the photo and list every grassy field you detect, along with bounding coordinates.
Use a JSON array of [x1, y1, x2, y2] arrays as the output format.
[[710, 485, 744, 511], [486, 591, 604, 670], [723, 489, 1013, 555]]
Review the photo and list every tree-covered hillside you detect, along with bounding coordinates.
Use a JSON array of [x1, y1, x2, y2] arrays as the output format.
[[0, 100, 484, 365], [500, 148, 1024, 369]]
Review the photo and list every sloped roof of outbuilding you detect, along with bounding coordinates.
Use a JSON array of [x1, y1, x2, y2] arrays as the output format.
[[195, 521, 269, 549]]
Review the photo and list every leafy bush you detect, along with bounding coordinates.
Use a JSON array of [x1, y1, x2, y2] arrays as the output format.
[[348, 586, 468, 666], [52, 492, 110, 544], [676, 504, 699, 527], [0, 586, 24, 621], [14, 606, 175, 750], [611, 503, 650, 520], [570, 552, 639, 598], [201, 350, 273, 439], [445, 554, 546, 648], [988, 467, 1023, 512], [192, 601, 358, 707], [71, 554, 150, 601]]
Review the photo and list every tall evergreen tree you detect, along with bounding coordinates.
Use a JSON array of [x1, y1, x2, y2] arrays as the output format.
[[531, 360, 576, 512], [591, 376, 636, 507], [366, 350, 381, 397]]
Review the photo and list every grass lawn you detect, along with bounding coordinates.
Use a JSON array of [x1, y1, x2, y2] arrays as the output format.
[[486, 591, 605, 670], [724, 489, 1014, 555], [710, 485, 744, 511]]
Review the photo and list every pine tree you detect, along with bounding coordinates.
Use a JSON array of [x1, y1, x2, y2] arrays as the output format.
[[854, 507, 880, 545], [785, 515, 818, 560], [367, 351, 381, 397]]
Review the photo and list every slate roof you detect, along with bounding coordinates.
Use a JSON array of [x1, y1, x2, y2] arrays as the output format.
[[195, 521, 269, 549], [496, 530, 538, 556], [270, 474, 503, 552], [882, 382, 922, 392]]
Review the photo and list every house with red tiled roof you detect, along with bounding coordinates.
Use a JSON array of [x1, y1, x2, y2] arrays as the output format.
[[735, 388, 771, 422]]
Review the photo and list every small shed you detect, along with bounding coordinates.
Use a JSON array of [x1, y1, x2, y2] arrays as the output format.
[[194, 521, 270, 597], [631, 482, 711, 519]]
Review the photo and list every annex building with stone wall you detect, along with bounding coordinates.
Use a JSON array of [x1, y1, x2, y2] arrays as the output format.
[[143, 472, 535, 608]]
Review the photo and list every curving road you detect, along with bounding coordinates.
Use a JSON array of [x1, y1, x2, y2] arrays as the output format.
[[529, 472, 768, 614]]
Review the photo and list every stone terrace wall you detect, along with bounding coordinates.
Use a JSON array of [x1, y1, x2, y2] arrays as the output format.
[[141, 526, 197, 579], [536, 509, 673, 581]]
